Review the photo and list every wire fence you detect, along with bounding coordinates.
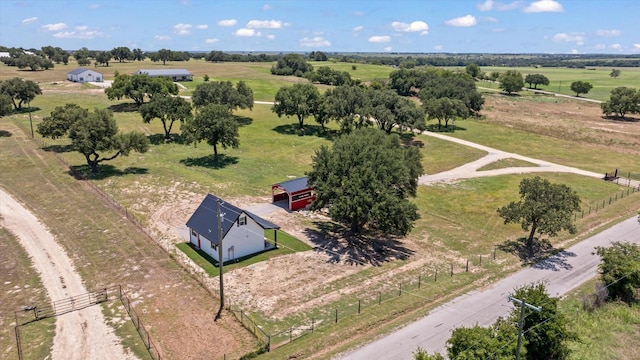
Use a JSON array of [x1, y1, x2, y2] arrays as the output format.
[[119, 286, 162, 360], [577, 182, 640, 220]]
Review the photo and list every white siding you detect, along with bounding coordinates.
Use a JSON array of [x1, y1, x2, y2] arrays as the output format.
[[67, 69, 103, 82]]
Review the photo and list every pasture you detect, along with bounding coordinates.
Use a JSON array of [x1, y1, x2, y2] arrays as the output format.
[[1, 59, 640, 359]]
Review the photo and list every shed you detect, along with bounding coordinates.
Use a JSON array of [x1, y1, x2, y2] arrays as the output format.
[[135, 68, 193, 81], [272, 177, 315, 211], [67, 68, 103, 82], [186, 194, 280, 263]]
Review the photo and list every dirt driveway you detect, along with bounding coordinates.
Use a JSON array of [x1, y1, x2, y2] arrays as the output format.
[[0, 188, 135, 360]]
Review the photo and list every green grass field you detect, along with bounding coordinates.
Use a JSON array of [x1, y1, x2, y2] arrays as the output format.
[[2, 59, 640, 359]]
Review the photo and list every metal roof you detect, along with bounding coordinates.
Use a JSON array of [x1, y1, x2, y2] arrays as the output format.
[[68, 68, 101, 75], [136, 68, 192, 77], [273, 177, 311, 194], [186, 194, 279, 245]]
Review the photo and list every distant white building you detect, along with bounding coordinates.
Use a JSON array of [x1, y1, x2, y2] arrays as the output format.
[[67, 68, 103, 82], [0, 52, 10, 58], [135, 68, 193, 81]]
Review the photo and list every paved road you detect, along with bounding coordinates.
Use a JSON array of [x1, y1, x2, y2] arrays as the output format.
[[338, 216, 640, 359]]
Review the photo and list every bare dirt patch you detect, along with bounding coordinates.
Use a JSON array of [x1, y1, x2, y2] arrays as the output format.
[[482, 95, 640, 154]]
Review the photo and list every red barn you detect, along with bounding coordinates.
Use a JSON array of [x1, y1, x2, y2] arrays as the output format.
[[271, 177, 315, 211]]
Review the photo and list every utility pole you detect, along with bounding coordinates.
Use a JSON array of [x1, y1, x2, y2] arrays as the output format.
[[508, 296, 542, 360], [214, 199, 225, 321], [28, 100, 33, 138]]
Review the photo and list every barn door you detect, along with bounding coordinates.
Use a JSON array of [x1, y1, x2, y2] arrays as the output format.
[[228, 246, 235, 260]]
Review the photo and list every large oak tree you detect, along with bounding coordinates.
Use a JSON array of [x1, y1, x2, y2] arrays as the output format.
[[0, 77, 42, 110], [308, 128, 422, 235], [191, 81, 254, 111], [140, 96, 192, 141], [272, 83, 321, 130], [182, 104, 239, 162]]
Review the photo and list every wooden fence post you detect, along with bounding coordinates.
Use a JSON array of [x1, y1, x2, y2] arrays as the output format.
[[450, 264, 453, 276], [418, 275, 421, 289], [435, 268, 438, 282], [335, 309, 338, 323], [466, 259, 469, 272], [358, 300, 361, 314]]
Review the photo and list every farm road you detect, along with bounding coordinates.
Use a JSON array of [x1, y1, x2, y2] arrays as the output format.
[[338, 215, 640, 359], [0, 188, 135, 360], [418, 131, 604, 185]]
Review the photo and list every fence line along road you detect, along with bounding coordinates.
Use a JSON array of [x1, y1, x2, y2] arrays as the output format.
[[337, 215, 640, 360]]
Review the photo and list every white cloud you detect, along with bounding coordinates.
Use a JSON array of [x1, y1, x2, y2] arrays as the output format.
[[596, 29, 621, 37], [42, 23, 67, 31], [478, 0, 493, 11], [22, 17, 38, 24], [53, 30, 104, 39], [434, 45, 443, 50], [205, 38, 219, 43], [300, 36, 331, 47], [88, 4, 100, 9], [262, 4, 272, 10], [383, 46, 392, 52], [196, 24, 208, 30], [483, 16, 499, 22], [570, 49, 579, 54], [353, 11, 364, 17], [246, 19, 287, 29], [235, 28, 261, 37], [610, 43, 622, 50], [392, 21, 429, 35], [634, 44, 640, 49], [155, 35, 171, 41], [266, 34, 276, 40], [173, 23, 192, 35], [446, 15, 477, 27], [492, 27, 506, 32], [353, 25, 363, 32], [369, 35, 391, 43], [75, 25, 88, 31], [594, 44, 606, 50], [553, 32, 585, 45], [217, 19, 237, 27], [524, 0, 563, 13]]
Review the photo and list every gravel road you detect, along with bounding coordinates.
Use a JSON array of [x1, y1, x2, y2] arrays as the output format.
[[0, 188, 136, 360]]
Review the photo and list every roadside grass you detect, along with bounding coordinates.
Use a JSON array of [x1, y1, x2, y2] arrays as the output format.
[[0, 228, 55, 360], [176, 230, 312, 277], [477, 157, 539, 171], [562, 278, 640, 360]]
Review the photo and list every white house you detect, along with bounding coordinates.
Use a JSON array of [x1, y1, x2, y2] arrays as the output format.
[[186, 194, 280, 263], [67, 68, 103, 82], [135, 68, 193, 81]]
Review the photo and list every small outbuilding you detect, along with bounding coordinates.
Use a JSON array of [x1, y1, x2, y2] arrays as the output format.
[[186, 194, 280, 263], [272, 177, 315, 211], [67, 68, 103, 82], [135, 68, 193, 81]]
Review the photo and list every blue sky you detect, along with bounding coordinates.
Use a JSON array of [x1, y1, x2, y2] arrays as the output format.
[[1, 0, 639, 54]]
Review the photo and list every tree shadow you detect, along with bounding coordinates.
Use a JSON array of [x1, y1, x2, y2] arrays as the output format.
[[303, 220, 414, 266], [179, 154, 238, 169], [272, 123, 338, 140], [601, 115, 640, 123], [425, 124, 467, 133], [17, 106, 41, 113], [147, 133, 187, 145], [0, 130, 12, 137], [498, 236, 551, 262], [68, 164, 148, 180], [399, 133, 424, 148], [42, 143, 74, 153], [234, 115, 253, 127], [108, 103, 139, 113], [532, 249, 576, 271]]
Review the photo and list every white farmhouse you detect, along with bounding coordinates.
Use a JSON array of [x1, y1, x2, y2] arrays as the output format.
[[186, 194, 280, 263], [67, 68, 103, 82]]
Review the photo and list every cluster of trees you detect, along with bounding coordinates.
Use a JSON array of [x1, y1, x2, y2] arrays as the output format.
[[570, 80, 593, 97], [105, 73, 179, 106], [524, 73, 550, 89], [272, 83, 426, 133], [305, 66, 354, 86], [0, 77, 42, 112], [1, 53, 55, 70], [270, 54, 314, 77], [601, 87, 640, 118], [38, 79, 253, 171]]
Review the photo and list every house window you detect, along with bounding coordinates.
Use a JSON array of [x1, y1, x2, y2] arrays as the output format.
[[211, 241, 217, 250], [238, 216, 247, 226], [79, 77, 84, 81], [191, 229, 197, 237]]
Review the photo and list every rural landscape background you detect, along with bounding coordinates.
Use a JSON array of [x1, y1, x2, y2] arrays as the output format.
[[1, 1, 640, 360]]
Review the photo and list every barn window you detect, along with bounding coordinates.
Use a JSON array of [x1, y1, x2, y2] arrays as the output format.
[[238, 216, 247, 226], [191, 229, 197, 237], [211, 242, 217, 250]]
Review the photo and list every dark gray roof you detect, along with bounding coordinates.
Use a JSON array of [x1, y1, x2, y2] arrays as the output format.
[[68, 68, 100, 75], [273, 177, 311, 194], [136, 68, 192, 77], [186, 194, 279, 245]]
